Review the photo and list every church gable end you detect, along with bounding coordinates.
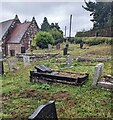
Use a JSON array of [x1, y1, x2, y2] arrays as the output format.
[[1, 15, 39, 56], [20, 17, 39, 50], [2, 15, 21, 43]]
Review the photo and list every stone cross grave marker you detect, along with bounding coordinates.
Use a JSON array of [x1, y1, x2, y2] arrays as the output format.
[[66, 55, 73, 67], [23, 55, 30, 68], [92, 63, 104, 88], [48, 44, 52, 51], [7, 58, 18, 71], [28, 101, 58, 120]]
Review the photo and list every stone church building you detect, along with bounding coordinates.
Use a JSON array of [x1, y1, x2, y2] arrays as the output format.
[[0, 15, 39, 56]]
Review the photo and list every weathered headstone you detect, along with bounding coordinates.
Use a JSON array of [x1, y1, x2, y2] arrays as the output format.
[[92, 63, 104, 88], [7, 58, 18, 71], [66, 55, 73, 66], [56, 43, 60, 50], [48, 44, 52, 51], [0, 52, 4, 75], [28, 101, 58, 120], [23, 56, 30, 68]]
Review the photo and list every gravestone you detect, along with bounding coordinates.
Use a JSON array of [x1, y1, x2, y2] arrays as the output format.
[[63, 43, 69, 55], [80, 42, 83, 49], [66, 55, 73, 67], [7, 58, 18, 71], [48, 44, 52, 51], [92, 63, 104, 88], [56, 43, 60, 50], [0, 52, 4, 75], [28, 101, 58, 120], [63, 47, 68, 55], [23, 56, 30, 68], [65, 44, 69, 48]]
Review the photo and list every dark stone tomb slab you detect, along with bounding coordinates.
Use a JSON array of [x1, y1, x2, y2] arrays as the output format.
[[35, 65, 52, 73]]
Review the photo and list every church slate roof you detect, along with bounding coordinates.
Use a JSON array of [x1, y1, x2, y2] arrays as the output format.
[[7, 22, 31, 44], [0, 19, 14, 40]]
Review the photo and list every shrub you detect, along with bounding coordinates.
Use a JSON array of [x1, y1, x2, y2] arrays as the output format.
[[105, 38, 113, 45], [83, 37, 112, 46], [33, 31, 54, 49], [75, 37, 83, 44], [49, 28, 63, 41]]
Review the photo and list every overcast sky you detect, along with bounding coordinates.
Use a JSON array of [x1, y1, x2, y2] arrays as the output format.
[[0, 0, 95, 37]]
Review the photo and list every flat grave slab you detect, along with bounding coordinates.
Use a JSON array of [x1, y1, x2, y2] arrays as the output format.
[[76, 56, 111, 62], [97, 75, 113, 89], [16, 53, 60, 62]]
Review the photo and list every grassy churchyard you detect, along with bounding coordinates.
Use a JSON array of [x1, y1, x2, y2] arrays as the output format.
[[1, 43, 112, 119]]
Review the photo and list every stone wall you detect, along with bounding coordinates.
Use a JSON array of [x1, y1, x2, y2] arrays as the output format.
[[21, 18, 39, 50], [8, 43, 21, 56]]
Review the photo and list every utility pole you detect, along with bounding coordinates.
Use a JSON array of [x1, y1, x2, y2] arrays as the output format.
[[69, 14, 72, 42], [65, 26, 66, 38]]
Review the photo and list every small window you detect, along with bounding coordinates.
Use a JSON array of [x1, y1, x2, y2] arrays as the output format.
[[21, 47, 25, 53], [10, 50, 15, 56]]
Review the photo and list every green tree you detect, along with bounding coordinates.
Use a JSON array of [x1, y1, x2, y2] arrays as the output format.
[[50, 23, 55, 29], [41, 17, 51, 32], [49, 28, 63, 41], [50, 22, 63, 34], [82, 1, 113, 29], [33, 31, 54, 49]]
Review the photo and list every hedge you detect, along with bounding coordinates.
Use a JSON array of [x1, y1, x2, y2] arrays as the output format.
[[74, 37, 113, 46]]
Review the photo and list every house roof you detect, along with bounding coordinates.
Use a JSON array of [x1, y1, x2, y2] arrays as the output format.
[[0, 19, 14, 40], [7, 22, 31, 44]]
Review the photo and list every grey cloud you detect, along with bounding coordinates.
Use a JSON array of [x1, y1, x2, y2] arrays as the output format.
[[1, 2, 93, 36]]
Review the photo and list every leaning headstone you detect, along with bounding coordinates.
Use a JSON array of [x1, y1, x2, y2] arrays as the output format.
[[28, 101, 58, 120], [0, 52, 4, 75], [66, 55, 73, 67], [7, 58, 18, 71], [23, 56, 30, 68], [92, 63, 104, 88]]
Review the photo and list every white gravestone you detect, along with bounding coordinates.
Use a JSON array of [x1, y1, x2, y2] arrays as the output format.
[[23, 56, 30, 68], [7, 58, 19, 71], [66, 55, 73, 67], [48, 44, 52, 51], [92, 63, 104, 88]]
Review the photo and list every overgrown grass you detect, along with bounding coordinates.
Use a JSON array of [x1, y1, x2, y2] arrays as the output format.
[[1, 44, 112, 119]]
